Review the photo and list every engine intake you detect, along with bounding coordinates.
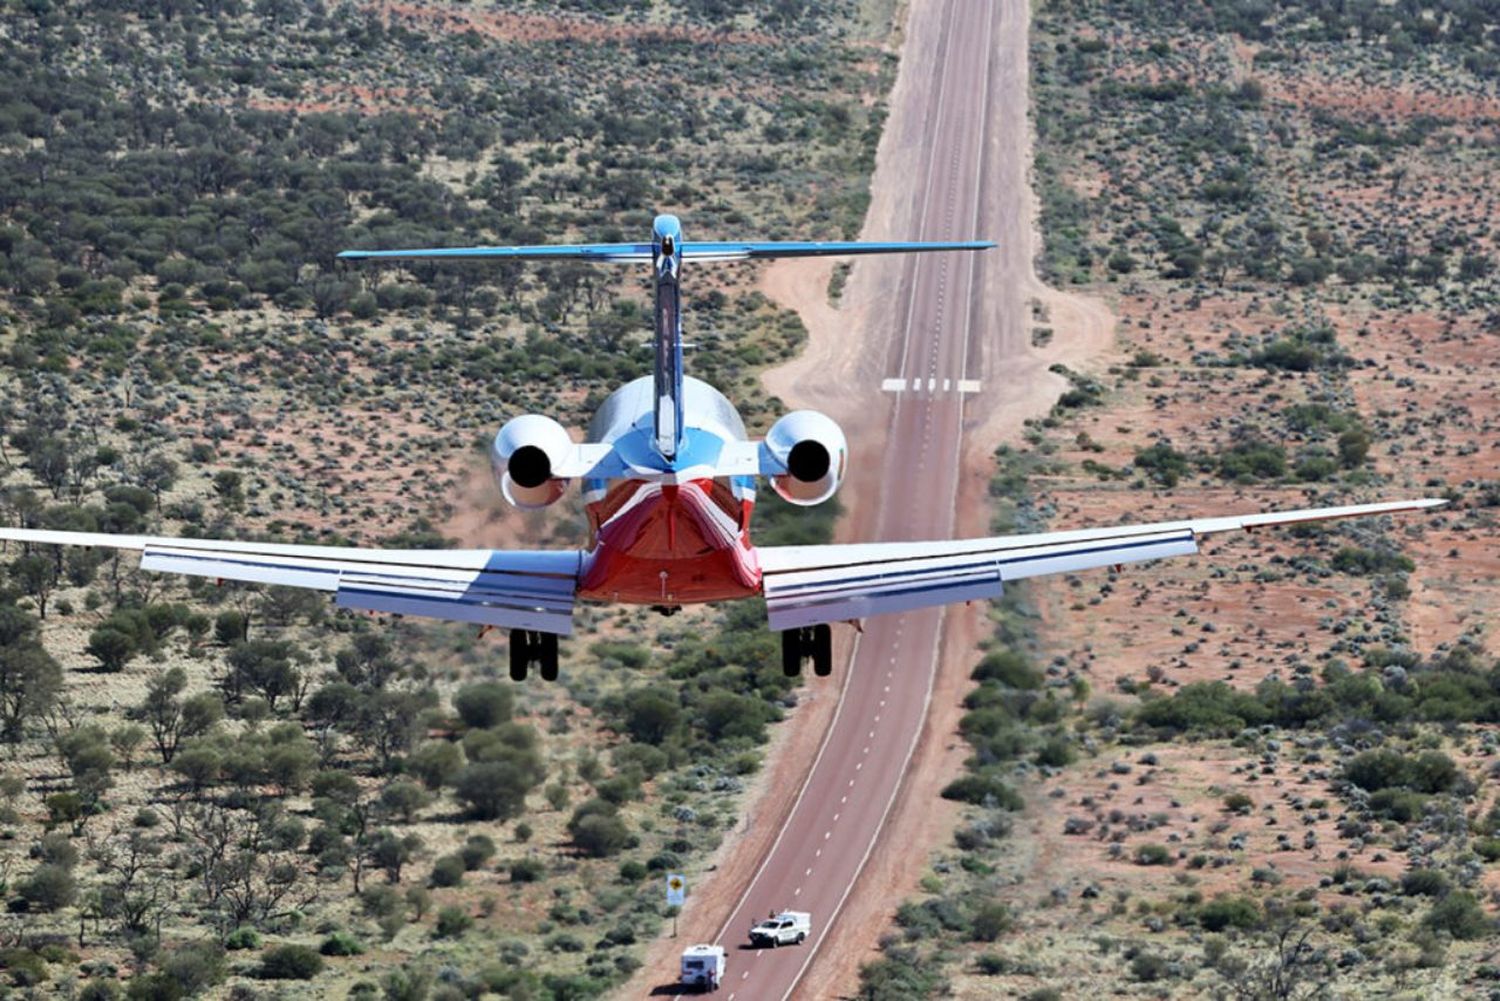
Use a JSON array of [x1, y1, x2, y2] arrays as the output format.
[[765, 410, 846, 506], [491, 415, 573, 509]]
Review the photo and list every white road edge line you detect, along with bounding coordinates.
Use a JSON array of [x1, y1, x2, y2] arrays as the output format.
[[779, 0, 998, 996], [712, 630, 862, 944]]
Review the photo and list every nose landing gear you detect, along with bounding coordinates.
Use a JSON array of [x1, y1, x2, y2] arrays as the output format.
[[781, 623, 833, 678]]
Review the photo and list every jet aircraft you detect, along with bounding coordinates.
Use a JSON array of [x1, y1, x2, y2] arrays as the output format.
[[0, 215, 1443, 680]]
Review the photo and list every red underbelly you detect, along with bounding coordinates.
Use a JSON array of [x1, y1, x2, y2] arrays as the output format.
[[577, 481, 760, 605]]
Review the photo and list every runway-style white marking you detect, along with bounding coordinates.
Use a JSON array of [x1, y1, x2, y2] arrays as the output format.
[[881, 378, 905, 392]]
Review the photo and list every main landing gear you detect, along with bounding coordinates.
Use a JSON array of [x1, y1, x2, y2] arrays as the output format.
[[781, 624, 833, 678], [509, 629, 559, 681]]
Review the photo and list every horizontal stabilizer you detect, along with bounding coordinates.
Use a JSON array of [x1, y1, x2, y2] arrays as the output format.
[[679, 239, 994, 261], [339, 243, 653, 262]]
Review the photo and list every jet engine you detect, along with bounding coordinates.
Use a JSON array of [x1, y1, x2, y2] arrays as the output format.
[[490, 415, 573, 509], [765, 410, 847, 506]]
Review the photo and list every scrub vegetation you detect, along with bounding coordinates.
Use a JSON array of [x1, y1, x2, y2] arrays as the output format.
[[862, 0, 1500, 997], [0, 0, 892, 996]]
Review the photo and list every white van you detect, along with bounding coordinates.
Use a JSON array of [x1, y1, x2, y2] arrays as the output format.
[[680, 944, 726, 992]]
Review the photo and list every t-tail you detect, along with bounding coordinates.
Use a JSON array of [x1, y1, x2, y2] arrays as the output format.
[[339, 214, 995, 461]]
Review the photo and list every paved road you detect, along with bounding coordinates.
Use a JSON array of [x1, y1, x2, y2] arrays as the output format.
[[706, 1, 1024, 997]]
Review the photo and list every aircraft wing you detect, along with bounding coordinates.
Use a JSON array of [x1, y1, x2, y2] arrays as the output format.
[[680, 240, 994, 262], [756, 499, 1445, 631], [0, 529, 582, 635]]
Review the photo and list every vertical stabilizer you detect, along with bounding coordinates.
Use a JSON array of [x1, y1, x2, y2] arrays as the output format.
[[652, 214, 686, 460]]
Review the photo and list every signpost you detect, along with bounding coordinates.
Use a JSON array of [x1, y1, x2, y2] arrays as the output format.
[[666, 873, 686, 936]]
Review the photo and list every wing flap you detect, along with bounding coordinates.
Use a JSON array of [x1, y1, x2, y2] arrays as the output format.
[[762, 529, 1194, 631], [336, 572, 575, 635]]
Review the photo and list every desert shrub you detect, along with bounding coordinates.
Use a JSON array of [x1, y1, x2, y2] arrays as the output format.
[[429, 855, 465, 888], [157, 940, 226, 995], [407, 741, 463, 791], [1034, 736, 1076, 767], [1130, 953, 1170, 982], [971, 651, 1042, 688], [1331, 546, 1415, 577], [940, 772, 1023, 809], [510, 857, 546, 883], [1423, 892, 1491, 940], [1134, 843, 1172, 866], [1401, 869, 1450, 898], [971, 902, 1013, 942], [567, 799, 631, 857], [1474, 838, 1500, 862], [453, 683, 513, 729], [1198, 895, 1260, 932], [1134, 442, 1195, 487], [17, 863, 76, 911], [456, 834, 495, 871], [1216, 439, 1286, 481], [435, 906, 473, 939], [1223, 793, 1254, 814], [0, 949, 48, 987], [1342, 749, 1410, 791], [320, 932, 365, 956], [258, 944, 324, 980], [1136, 682, 1269, 734], [225, 927, 261, 950]]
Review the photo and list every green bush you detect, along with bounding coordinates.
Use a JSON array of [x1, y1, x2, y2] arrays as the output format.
[[1401, 869, 1450, 898], [0, 949, 48, 987], [258, 944, 324, 980], [453, 683, 513, 729], [435, 905, 473, 939], [225, 927, 261, 950], [971, 651, 1042, 688], [1198, 895, 1260, 932], [1424, 892, 1491, 940], [319, 932, 365, 956], [940, 772, 1023, 809], [1134, 843, 1172, 866], [461, 834, 496, 870], [429, 854, 465, 888], [970, 902, 1013, 942], [509, 857, 546, 883]]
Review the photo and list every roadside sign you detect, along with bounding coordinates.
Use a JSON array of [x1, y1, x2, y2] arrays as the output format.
[[666, 873, 686, 907]]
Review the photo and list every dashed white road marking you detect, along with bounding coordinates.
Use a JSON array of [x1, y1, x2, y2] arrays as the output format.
[[958, 379, 982, 393], [880, 377, 905, 392], [794, 887, 801, 897], [805, 867, 812, 876], [840, 795, 847, 804]]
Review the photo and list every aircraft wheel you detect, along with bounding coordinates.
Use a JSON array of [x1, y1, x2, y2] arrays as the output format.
[[781, 630, 803, 677], [508, 630, 530, 682], [538, 632, 560, 682], [811, 623, 833, 677]]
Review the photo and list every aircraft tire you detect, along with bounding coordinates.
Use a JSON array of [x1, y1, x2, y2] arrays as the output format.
[[509, 630, 530, 682], [539, 632, 559, 681], [811, 623, 833, 677], [781, 630, 803, 677]]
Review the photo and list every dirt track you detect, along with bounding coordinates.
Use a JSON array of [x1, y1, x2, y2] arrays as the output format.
[[627, 0, 1114, 997]]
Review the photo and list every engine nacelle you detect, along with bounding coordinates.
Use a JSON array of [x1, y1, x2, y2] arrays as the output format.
[[765, 410, 847, 506], [490, 414, 572, 509]]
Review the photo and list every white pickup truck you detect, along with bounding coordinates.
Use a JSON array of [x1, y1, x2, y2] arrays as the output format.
[[679, 944, 726, 992], [748, 911, 811, 948]]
